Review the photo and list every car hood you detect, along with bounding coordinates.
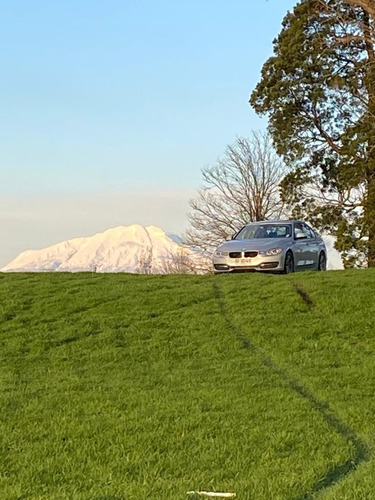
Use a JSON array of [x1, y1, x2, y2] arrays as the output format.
[[217, 238, 291, 252]]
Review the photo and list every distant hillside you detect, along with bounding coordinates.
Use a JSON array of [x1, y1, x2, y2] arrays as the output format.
[[0, 270, 374, 498], [1, 225, 196, 273]]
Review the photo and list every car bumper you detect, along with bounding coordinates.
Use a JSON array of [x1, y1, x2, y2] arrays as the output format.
[[212, 253, 285, 273]]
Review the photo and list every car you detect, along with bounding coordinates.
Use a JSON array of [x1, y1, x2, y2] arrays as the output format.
[[212, 220, 327, 274]]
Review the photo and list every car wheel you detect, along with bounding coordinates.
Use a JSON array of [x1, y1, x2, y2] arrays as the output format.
[[318, 252, 327, 271], [283, 252, 294, 274]]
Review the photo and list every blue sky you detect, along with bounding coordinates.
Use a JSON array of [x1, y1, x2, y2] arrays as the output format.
[[1, 0, 297, 266]]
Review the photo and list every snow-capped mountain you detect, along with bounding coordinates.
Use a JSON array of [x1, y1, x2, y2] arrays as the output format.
[[1, 225, 194, 273]]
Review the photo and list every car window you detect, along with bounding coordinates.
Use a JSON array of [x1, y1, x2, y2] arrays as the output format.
[[303, 224, 315, 239], [235, 224, 292, 240], [294, 222, 304, 238], [294, 222, 314, 239]]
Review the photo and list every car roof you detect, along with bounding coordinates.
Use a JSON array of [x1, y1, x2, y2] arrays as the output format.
[[243, 220, 302, 226]]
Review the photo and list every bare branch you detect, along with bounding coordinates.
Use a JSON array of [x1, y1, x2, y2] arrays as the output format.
[[186, 132, 287, 254]]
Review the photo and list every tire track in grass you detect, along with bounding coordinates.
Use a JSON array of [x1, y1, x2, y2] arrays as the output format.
[[293, 283, 315, 309], [212, 279, 370, 500]]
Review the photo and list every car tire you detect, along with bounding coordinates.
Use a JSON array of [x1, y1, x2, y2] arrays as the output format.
[[318, 252, 327, 271], [283, 252, 294, 274]]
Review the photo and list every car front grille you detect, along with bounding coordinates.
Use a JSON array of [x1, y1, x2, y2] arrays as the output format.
[[244, 251, 258, 258], [229, 251, 258, 258]]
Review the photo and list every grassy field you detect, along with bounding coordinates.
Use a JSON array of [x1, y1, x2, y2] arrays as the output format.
[[0, 270, 374, 499]]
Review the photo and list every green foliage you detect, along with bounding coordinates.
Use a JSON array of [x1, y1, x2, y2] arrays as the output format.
[[1, 272, 375, 498], [251, 0, 375, 267]]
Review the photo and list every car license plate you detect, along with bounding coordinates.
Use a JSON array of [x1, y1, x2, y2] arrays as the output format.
[[235, 258, 252, 264]]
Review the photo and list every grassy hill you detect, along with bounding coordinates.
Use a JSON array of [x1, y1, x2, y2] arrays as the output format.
[[0, 270, 374, 499]]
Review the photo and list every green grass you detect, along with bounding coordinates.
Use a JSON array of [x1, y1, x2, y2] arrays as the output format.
[[0, 270, 374, 499]]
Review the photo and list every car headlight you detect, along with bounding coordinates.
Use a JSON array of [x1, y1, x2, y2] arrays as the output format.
[[214, 250, 229, 257], [265, 248, 283, 256]]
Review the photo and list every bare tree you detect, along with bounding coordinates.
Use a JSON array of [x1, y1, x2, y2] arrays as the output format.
[[159, 248, 200, 274], [185, 132, 287, 256], [135, 246, 153, 274]]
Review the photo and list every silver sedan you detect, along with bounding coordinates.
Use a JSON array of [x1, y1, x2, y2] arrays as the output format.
[[212, 220, 327, 274]]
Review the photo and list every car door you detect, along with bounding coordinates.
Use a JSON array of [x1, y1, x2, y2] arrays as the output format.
[[293, 222, 310, 269], [303, 223, 319, 268]]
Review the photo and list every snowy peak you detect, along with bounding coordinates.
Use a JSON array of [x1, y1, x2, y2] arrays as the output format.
[[1, 225, 190, 273]]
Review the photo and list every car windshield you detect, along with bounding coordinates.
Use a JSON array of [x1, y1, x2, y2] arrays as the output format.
[[235, 224, 292, 240]]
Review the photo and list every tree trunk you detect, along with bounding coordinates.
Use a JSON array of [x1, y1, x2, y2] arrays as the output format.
[[348, 0, 375, 18], [366, 177, 375, 266], [362, 8, 375, 266]]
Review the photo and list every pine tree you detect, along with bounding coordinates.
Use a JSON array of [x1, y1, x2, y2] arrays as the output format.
[[251, 0, 375, 267]]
